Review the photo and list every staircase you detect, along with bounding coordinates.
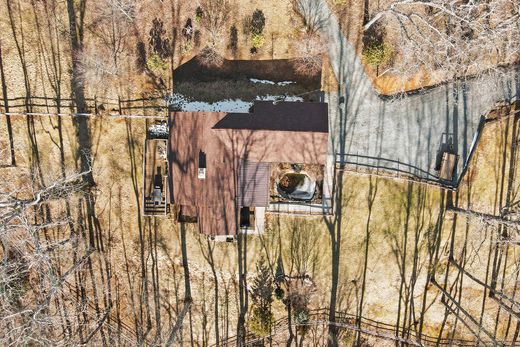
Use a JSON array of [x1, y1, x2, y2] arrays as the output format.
[[143, 196, 168, 215]]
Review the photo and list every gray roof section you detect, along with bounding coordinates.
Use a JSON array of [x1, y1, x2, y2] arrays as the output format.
[[237, 161, 270, 207]]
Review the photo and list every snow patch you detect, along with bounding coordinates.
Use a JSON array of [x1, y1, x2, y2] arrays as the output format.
[[249, 78, 295, 86], [170, 93, 303, 113], [148, 122, 168, 137]]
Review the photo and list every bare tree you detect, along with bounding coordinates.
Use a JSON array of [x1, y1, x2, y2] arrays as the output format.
[[292, 33, 326, 76], [447, 205, 520, 230], [291, 0, 330, 35], [196, 46, 224, 67], [79, 0, 136, 95], [0, 42, 15, 166], [0, 162, 94, 345], [364, 0, 520, 78], [198, 0, 231, 47]]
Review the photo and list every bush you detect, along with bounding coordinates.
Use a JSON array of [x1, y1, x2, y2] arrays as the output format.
[[183, 18, 193, 40], [274, 286, 284, 300], [242, 15, 252, 35], [229, 25, 238, 54], [251, 9, 265, 35], [251, 34, 265, 49], [293, 308, 309, 325], [149, 18, 171, 58], [194, 30, 201, 48], [136, 42, 146, 72], [180, 42, 193, 55], [195, 6, 203, 23], [292, 33, 325, 76], [362, 42, 391, 67], [248, 306, 274, 337], [362, 22, 389, 68], [197, 47, 224, 67], [146, 53, 167, 72]]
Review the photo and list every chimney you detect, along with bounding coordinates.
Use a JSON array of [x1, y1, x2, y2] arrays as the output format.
[[198, 150, 206, 180]]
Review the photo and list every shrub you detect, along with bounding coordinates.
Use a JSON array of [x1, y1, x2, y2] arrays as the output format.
[[242, 15, 252, 36], [292, 33, 325, 76], [293, 308, 309, 325], [136, 42, 146, 72], [248, 256, 274, 337], [251, 9, 265, 35], [195, 6, 203, 23], [362, 21, 389, 68], [194, 30, 201, 48], [146, 53, 167, 72], [251, 34, 265, 49], [183, 18, 193, 40], [149, 18, 171, 58], [197, 46, 224, 67], [180, 42, 193, 55], [248, 306, 274, 337], [362, 42, 391, 67], [274, 286, 284, 300], [229, 25, 238, 54]]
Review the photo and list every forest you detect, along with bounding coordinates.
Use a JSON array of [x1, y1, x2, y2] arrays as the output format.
[[0, 0, 519, 346]]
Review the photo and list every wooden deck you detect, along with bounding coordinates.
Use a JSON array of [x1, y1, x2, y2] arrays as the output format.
[[143, 139, 169, 216]]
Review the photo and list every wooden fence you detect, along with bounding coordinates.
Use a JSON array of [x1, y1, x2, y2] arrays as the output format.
[[217, 308, 492, 347], [0, 95, 167, 117]]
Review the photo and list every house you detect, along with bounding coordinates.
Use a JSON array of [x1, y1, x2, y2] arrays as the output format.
[[168, 100, 329, 239]]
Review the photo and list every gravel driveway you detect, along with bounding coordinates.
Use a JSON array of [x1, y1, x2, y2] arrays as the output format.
[[307, 0, 519, 185]]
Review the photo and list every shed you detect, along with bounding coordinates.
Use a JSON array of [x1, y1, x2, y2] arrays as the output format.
[[439, 152, 458, 181]]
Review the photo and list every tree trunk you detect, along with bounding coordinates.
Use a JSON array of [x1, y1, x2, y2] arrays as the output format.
[[65, 0, 94, 185], [0, 41, 15, 166]]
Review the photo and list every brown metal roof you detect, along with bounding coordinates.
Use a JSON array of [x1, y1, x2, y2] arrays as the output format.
[[168, 104, 328, 236], [169, 112, 237, 236], [237, 161, 270, 207], [213, 128, 328, 164]]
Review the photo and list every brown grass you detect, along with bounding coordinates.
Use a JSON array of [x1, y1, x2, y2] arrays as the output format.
[[321, 55, 339, 93]]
